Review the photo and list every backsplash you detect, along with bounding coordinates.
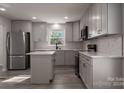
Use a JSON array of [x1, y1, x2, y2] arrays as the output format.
[[83, 35, 122, 56], [34, 41, 83, 50]]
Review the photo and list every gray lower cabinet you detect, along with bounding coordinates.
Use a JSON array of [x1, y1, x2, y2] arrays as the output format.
[[79, 53, 123, 89], [55, 50, 75, 66], [64, 51, 75, 65], [55, 51, 65, 65]]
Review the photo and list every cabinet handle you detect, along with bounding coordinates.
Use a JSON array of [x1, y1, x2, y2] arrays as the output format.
[[97, 29, 102, 34], [83, 63, 86, 67], [85, 59, 90, 61]]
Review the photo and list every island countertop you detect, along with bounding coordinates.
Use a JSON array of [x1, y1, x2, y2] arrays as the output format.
[[27, 51, 56, 56]]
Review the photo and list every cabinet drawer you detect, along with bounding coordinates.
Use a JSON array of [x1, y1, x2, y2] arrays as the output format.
[[79, 54, 92, 65], [79, 53, 90, 60]]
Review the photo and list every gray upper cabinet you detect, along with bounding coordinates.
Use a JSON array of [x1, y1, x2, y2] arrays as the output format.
[[101, 4, 108, 35], [11, 21, 32, 32], [107, 3, 122, 34], [88, 6, 93, 38], [66, 21, 80, 42], [32, 22, 47, 42], [96, 4, 102, 35], [80, 3, 122, 39], [65, 22, 73, 42], [73, 21, 80, 41]]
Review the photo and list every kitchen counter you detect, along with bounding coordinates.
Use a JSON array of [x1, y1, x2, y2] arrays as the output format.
[[79, 51, 123, 89], [33, 49, 83, 51], [79, 51, 123, 58], [27, 51, 56, 55]]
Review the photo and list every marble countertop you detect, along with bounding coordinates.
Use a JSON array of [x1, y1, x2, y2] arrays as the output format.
[[27, 51, 56, 55], [32, 49, 83, 51], [79, 51, 123, 58]]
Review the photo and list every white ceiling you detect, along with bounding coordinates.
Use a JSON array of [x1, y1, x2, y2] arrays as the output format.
[[0, 3, 90, 23]]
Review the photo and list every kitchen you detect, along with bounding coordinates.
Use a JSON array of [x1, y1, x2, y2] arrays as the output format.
[[0, 3, 124, 89]]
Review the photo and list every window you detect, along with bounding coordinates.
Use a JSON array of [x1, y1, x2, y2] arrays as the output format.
[[48, 31, 65, 46]]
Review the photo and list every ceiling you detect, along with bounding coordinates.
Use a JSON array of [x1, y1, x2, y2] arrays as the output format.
[[0, 3, 90, 23]]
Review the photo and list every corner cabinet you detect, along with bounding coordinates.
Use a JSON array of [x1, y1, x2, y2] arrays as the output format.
[[79, 52, 123, 89], [64, 50, 75, 65], [55, 50, 65, 65], [55, 50, 75, 66]]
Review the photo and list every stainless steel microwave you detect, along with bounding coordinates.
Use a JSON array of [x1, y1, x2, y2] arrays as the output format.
[[81, 26, 88, 40]]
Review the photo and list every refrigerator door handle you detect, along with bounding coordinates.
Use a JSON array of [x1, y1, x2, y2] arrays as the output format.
[[6, 32, 10, 55]]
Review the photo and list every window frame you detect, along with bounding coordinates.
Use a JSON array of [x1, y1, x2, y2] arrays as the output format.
[[48, 30, 66, 46]]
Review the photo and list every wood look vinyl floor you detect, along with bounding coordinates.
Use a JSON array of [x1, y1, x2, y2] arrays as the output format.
[[0, 66, 86, 89]]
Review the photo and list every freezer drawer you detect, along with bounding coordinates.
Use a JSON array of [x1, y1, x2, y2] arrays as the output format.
[[8, 56, 26, 70]]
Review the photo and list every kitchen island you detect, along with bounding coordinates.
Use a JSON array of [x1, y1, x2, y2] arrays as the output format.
[[27, 51, 56, 84]]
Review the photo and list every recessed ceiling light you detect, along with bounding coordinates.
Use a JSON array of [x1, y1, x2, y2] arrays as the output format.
[[32, 17, 37, 19], [0, 8, 6, 11], [53, 23, 60, 28], [64, 16, 69, 19]]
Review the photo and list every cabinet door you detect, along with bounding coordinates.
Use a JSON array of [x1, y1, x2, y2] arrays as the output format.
[[80, 17, 83, 31], [65, 22, 73, 42], [86, 63, 93, 89], [85, 9, 89, 27], [79, 55, 87, 84], [96, 4, 102, 35], [88, 6, 93, 38], [82, 61, 87, 85], [73, 21, 80, 41], [107, 3, 122, 34], [92, 4, 97, 37], [32, 22, 47, 42], [101, 3, 108, 35], [55, 51, 64, 65], [12, 21, 32, 33], [79, 59, 82, 77], [65, 51, 75, 65]]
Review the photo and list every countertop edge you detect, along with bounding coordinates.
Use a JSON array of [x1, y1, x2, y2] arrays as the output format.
[[79, 51, 124, 58]]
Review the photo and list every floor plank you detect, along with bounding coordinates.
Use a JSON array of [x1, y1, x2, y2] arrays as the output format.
[[0, 66, 86, 89]]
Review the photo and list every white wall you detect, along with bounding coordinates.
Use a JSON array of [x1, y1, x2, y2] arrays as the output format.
[[32, 22, 83, 50], [0, 15, 11, 71]]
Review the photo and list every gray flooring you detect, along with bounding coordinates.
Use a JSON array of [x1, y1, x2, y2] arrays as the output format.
[[0, 66, 86, 89]]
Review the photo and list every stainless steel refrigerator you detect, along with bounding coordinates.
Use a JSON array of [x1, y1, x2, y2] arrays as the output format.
[[6, 31, 30, 70]]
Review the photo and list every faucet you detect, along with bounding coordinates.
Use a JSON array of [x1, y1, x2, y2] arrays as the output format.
[[56, 43, 59, 50]]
